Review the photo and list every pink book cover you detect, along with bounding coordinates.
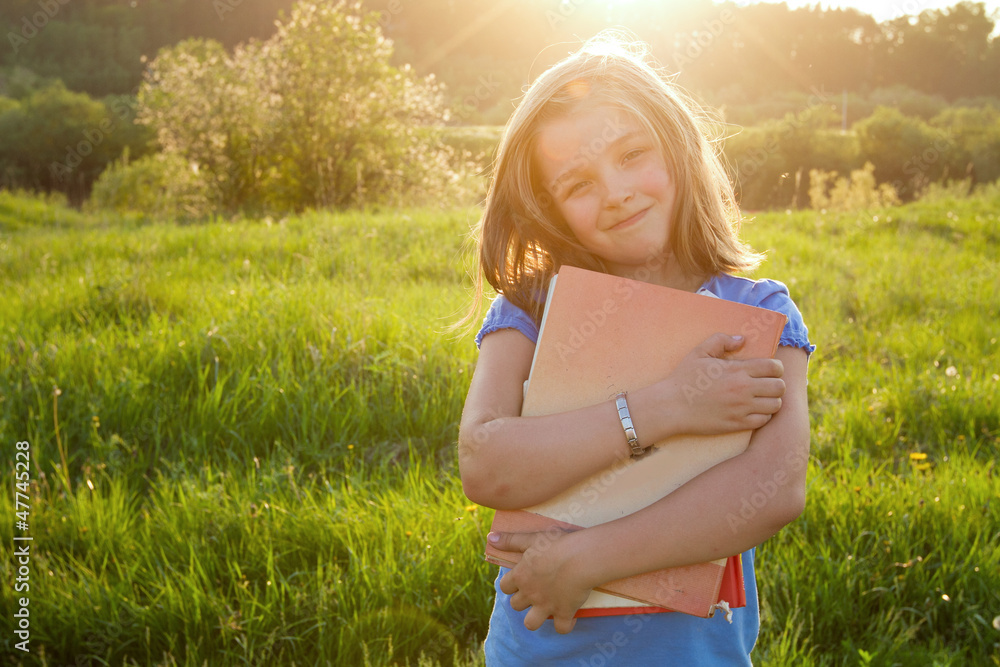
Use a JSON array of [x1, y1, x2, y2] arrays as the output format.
[[484, 266, 784, 618]]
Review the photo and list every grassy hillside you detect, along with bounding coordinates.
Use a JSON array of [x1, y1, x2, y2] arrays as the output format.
[[0, 188, 998, 665]]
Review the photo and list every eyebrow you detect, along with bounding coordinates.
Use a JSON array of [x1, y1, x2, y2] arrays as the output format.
[[550, 131, 644, 193]]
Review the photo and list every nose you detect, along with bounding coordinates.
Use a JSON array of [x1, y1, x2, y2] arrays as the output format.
[[603, 168, 634, 208]]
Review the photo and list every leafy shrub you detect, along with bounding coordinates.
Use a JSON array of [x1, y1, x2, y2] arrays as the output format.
[[137, 1, 460, 215], [0, 65, 59, 99], [930, 106, 1000, 185], [808, 162, 900, 211], [725, 124, 795, 210], [854, 106, 953, 200], [88, 152, 211, 222], [914, 178, 975, 203], [439, 126, 501, 167], [868, 85, 948, 120], [725, 104, 856, 209], [0, 82, 105, 200], [0, 80, 150, 203]]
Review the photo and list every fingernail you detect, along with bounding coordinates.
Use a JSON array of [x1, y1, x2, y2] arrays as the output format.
[[488, 532, 500, 543], [732, 335, 744, 342]]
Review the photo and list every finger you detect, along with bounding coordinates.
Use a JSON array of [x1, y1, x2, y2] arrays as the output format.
[[698, 332, 744, 358], [498, 570, 518, 596], [744, 358, 783, 379], [552, 614, 577, 635], [748, 396, 782, 417], [523, 607, 548, 632], [488, 530, 536, 554], [753, 378, 786, 399], [743, 412, 774, 431], [509, 591, 530, 612], [722, 333, 746, 355]]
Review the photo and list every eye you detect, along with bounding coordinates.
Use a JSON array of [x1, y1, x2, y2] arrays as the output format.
[[623, 148, 645, 163], [567, 180, 590, 196]]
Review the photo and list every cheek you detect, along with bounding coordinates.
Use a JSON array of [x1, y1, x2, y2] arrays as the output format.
[[639, 164, 674, 195], [559, 198, 596, 233]]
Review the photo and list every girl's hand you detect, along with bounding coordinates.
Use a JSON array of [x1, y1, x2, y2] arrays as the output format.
[[490, 530, 593, 634], [654, 332, 786, 435]]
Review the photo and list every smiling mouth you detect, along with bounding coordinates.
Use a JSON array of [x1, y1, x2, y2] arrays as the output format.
[[609, 206, 650, 231]]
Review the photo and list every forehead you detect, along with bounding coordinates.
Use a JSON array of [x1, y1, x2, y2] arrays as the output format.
[[535, 106, 637, 164], [533, 106, 646, 187]]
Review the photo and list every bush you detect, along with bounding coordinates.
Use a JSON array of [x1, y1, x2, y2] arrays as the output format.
[[868, 85, 948, 120], [137, 0, 460, 215], [725, 124, 795, 210], [724, 103, 1000, 210], [0, 80, 150, 203], [854, 106, 952, 200], [808, 162, 900, 211], [0, 82, 107, 201], [724, 103, 856, 210], [88, 152, 211, 222], [439, 126, 501, 167], [930, 106, 1000, 185]]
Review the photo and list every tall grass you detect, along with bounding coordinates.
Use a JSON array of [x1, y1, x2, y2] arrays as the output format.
[[2, 206, 479, 474], [1, 190, 998, 665]]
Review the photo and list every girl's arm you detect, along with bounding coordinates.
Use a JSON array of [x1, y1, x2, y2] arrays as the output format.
[[491, 345, 810, 634], [459, 328, 786, 509]]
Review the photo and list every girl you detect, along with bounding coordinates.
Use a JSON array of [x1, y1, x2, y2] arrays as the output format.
[[459, 34, 814, 664]]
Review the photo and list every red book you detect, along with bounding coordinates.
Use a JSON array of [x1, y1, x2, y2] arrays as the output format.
[[486, 510, 746, 617], [483, 266, 785, 618]]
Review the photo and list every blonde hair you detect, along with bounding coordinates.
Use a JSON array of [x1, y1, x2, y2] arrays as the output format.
[[473, 33, 761, 324]]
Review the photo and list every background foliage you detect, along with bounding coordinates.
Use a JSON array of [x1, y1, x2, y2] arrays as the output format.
[[2, 1, 1000, 210], [0, 81, 151, 204], [3, 0, 1000, 108], [126, 2, 459, 215]]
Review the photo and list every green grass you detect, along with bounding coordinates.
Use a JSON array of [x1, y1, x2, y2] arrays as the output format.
[[0, 189, 998, 665]]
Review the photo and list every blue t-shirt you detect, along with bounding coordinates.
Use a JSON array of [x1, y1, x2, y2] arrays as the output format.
[[475, 273, 815, 666]]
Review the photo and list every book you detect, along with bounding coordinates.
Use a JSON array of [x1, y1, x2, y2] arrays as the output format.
[[486, 509, 746, 618], [483, 265, 786, 618]]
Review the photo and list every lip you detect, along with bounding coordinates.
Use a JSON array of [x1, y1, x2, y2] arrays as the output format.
[[608, 206, 650, 231]]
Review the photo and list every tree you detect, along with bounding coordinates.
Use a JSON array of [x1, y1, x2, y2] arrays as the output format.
[[138, 38, 275, 212], [879, 1, 996, 99], [265, 1, 451, 209], [854, 106, 952, 199], [137, 1, 456, 214], [0, 81, 150, 203], [931, 105, 1000, 184]]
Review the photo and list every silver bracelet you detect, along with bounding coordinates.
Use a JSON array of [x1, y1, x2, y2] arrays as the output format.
[[614, 392, 643, 458]]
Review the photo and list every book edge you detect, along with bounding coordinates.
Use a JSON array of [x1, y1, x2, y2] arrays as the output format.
[[522, 274, 558, 399], [485, 510, 731, 617]]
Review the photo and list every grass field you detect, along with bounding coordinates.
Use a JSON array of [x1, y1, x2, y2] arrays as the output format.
[[1, 187, 998, 665]]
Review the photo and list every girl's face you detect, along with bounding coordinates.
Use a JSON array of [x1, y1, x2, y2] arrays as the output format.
[[534, 104, 678, 282]]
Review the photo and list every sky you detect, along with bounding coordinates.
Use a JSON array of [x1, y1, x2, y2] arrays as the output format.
[[733, 0, 1000, 23]]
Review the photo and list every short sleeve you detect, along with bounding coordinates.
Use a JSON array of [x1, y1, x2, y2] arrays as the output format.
[[702, 275, 816, 356], [475, 295, 539, 348]]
